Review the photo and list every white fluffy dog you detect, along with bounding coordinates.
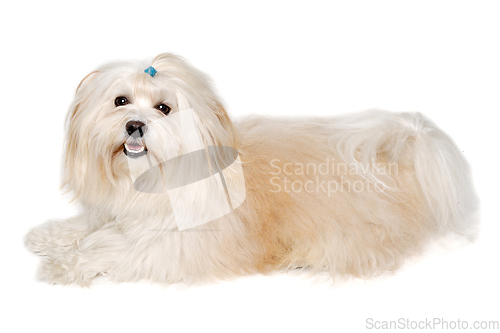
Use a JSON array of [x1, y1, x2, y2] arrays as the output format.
[[25, 53, 479, 285]]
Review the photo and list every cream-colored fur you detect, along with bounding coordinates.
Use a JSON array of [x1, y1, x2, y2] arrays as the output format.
[[24, 53, 479, 285]]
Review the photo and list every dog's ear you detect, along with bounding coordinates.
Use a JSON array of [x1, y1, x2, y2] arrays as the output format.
[[175, 89, 239, 150], [212, 100, 239, 149], [68, 71, 101, 124], [68, 71, 100, 124], [61, 71, 102, 202], [75, 71, 99, 94]]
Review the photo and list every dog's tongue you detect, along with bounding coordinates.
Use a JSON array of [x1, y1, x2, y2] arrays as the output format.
[[127, 144, 143, 151]]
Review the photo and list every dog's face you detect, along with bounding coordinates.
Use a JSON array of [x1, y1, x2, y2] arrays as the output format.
[[63, 53, 238, 205]]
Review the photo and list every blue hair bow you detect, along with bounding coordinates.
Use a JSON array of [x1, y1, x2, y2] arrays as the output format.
[[144, 66, 157, 77]]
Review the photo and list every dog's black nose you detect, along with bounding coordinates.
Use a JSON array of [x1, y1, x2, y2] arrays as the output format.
[[126, 121, 146, 137]]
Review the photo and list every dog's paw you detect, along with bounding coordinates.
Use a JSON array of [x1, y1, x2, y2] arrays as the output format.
[[38, 253, 97, 286], [24, 225, 55, 256], [24, 221, 87, 256]]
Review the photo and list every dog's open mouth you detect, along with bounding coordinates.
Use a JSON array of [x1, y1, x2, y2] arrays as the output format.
[[123, 140, 147, 158]]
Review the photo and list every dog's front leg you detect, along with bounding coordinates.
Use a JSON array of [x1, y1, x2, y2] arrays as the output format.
[[37, 223, 125, 286]]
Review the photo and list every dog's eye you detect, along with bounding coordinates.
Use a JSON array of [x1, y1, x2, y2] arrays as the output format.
[[115, 96, 130, 107], [156, 103, 171, 115]]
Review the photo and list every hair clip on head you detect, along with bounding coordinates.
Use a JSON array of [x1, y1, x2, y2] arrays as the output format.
[[144, 66, 157, 77]]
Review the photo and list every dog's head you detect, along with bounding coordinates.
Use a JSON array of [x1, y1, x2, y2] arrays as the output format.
[[62, 53, 239, 206]]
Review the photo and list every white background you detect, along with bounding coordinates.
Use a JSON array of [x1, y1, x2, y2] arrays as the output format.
[[1, 0, 499, 332]]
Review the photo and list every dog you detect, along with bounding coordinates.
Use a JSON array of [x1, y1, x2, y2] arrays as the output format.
[[24, 53, 479, 285]]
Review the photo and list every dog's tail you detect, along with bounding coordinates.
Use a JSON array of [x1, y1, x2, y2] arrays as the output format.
[[329, 110, 479, 238]]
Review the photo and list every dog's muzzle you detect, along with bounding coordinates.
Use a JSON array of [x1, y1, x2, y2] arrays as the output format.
[[123, 120, 147, 158]]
